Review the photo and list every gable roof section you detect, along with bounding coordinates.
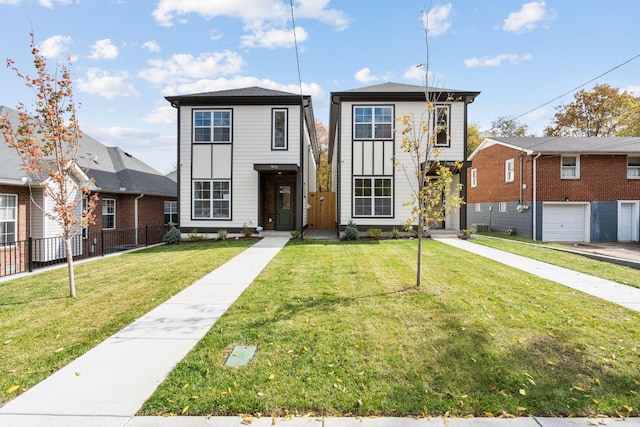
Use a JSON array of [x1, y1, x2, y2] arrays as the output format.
[[469, 136, 640, 160], [0, 105, 176, 197]]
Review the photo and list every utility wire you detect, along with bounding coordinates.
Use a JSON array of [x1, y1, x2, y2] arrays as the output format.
[[289, 0, 304, 99]]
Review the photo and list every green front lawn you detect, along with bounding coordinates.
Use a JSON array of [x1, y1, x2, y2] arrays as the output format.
[[0, 240, 255, 404], [140, 239, 640, 418]]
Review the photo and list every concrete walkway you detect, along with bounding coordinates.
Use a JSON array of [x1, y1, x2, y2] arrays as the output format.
[[0, 236, 291, 427], [2, 236, 640, 426]]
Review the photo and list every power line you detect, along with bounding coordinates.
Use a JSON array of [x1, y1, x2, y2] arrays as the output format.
[[289, 0, 304, 99]]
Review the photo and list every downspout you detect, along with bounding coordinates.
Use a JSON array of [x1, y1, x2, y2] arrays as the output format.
[[532, 153, 541, 241], [297, 100, 305, 232], [134, 193, 144, 245]]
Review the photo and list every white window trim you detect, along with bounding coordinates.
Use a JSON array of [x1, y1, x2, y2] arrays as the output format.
[[470, 168, 477, 188], [81, 197, 88, 238], [0, 194, 18, 246], [272, 108, 288, 150], [164, 200, 178, 225], [505, 159, 515, 183], [499, 202, 507, 212], [434, 104, 451, 147], [193, 109, 232, 144], [561, 155, 580, 179], [352, 176, 393, 218], [102, 198, 116, 230], [627, 155, 640, 179], [353, 105, 394, 140], [474, 204, 481, 212], [193, 180, 232, 220]]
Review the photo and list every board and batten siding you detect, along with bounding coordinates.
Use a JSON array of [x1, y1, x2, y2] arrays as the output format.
[[338, 100, 466, 229], [179, 104, 303, 230]]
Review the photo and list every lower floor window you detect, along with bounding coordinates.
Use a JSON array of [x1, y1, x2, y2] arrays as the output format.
[[353, 177, 392, 217], [164, 200, 178, 225], [102, 198, 116, 230], [0, 194, 17, 245], [193, 180, 231, 219]]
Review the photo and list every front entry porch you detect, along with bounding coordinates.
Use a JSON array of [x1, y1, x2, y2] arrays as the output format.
[[254, 165, 298, 232]]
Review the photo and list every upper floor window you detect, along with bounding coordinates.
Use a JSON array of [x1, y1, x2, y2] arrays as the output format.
[[628, 156, 640, 178], [102, 198, 116, 230], [0, 194, 17, 246], [272, 108, 288, 150], [505, 159, 515, 183], [164, 200, 178, 225], [354, 106, 393, 140], [194, 110, 232, 143], [561, 155, 579, 179], [470, 168, 477, 188], [193, 180, 231, 219], [434, 105, 450, 146]]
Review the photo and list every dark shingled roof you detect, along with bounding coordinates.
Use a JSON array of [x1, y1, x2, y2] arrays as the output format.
[[486, 136, 640, 154], [0, 105, 176, 197], [165, 86, 310, 106]]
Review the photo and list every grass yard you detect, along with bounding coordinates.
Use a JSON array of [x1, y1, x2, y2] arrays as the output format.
[[140, 239, 640, 418], [0, 239, 255, 405], [473, 236, 640, 289]]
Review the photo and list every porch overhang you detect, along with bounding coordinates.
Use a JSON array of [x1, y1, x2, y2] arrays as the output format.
[[253, 163, 299, 173]]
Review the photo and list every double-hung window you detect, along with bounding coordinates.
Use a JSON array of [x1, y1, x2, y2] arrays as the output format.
[[102, 199, 116, 230], [470, 168, 477, 188], [194, 110, 232, 143], [561, 155, 579, 179], [272, 108, 288, 150], [628, 156, 640, 178], [353, 177, 392, 217], [164, 201, 178, 225], [434, 105, 450, 146], [0, 194, 17, 246], [354, 106, 393, 139], [505, 159, 515, 183], [193, 180, 231, 219], [81, 198, 88, 238]]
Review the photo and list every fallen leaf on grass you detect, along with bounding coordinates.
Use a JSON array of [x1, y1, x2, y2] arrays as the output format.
[[181, 405, 189, 415], [5, 384, 19, 393]]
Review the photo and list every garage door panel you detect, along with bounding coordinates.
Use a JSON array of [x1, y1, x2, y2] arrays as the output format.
[[543, 204, 586, 242]]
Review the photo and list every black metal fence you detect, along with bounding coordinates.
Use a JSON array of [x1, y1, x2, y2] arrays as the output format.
[[0, 225, 168, 278]]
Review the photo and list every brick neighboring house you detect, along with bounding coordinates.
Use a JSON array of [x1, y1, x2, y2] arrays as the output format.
[[0, 105, 177, 272], [467, 136, 640, 242]]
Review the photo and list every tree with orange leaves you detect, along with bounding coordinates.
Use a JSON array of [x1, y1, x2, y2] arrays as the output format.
[[0, 34, 98, 298]]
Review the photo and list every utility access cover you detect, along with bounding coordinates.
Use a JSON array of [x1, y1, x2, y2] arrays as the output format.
[[224, 345, 257, 367]]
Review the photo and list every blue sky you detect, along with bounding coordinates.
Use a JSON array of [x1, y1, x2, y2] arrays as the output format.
[[0, 0, 639, 174]]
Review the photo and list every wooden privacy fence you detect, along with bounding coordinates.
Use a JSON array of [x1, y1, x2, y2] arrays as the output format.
[[308, 192, 336, 230]]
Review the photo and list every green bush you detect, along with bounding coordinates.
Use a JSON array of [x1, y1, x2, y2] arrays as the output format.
[[240, 223, 253, 238], [290, 230, 302, 239], [366, 227, 382, 239], [217, 229, 228, 241], [391, 227, 401, 239], [188, 229, 207, 242], [163, 225, 181, 244], [342, 220, 358, 241]]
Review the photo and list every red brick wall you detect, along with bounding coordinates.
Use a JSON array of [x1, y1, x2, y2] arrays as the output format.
[[468, 145, 640, 203], [0, 184, 30, 241], [0, 184, 31, 274], [88, 193, 176, 233], [467, 144, 533, 203]]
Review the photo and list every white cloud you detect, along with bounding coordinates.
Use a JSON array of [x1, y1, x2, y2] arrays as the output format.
[[241, 26, 308, 49], [38, 0, 71, 8], [625, 85, 640, 97], [142, 40, 161, 53], [139, 51, 244, 84], [403, 65, 425, 81], [93, 126, 159, 142], [77, 68, 140, 99], [421, 4, 453, 36], [0, 0, 21, 5], [38, 35, 72, 58], [503, 1, 554, 33], [143, 105, 176, 125], [354, 67, 380, 84], [89, 39, 119, 60], [294, 0, 349, 30], [464, 53, 532, 68]]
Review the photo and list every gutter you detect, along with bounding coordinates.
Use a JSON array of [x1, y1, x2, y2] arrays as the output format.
[[134, 193, 144, 245], [532, 153, 541, 240]]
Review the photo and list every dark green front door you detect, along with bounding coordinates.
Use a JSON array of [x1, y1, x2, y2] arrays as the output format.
[[276, 184, 293, 230]]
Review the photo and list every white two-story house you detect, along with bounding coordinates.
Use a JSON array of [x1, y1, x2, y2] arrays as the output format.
[[328, 82, 480, 233], [166, 87, 319, 233]]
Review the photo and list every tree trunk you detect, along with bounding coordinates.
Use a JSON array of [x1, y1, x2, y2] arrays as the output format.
[[65, 235, 76, 298], [416, 216, 423, 288]]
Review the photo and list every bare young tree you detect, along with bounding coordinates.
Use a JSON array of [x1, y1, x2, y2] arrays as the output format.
[[0, 33, 98, 298]]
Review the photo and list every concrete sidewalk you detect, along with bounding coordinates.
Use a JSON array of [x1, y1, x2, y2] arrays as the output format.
[[0, 236, 291, 427]]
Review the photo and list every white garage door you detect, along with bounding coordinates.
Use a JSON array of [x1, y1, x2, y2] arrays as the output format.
[[542, 204, 587, 242]]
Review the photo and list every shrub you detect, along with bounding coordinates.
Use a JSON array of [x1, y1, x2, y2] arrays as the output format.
[[290, 230, 302, 239], [458, 227, 475, 240], [163, 225, 181, 245], [217, 229, 228, 241], [366, 227, 382, 239], [390, 227, 401, 239], [342, 220, 358, 241], [188, 229, 206, 242], [241, 223, 253, 238]]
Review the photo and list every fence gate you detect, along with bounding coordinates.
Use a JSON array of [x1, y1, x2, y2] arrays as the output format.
[[308, 192, 336, 230]]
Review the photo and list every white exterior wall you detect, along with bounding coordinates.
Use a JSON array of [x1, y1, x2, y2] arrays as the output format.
[[302, 118, 317, 228], [339, 100, 466, 230], [179, 104, 302, 230]]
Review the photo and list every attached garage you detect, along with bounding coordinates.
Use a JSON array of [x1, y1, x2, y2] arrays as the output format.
[[542, 203, 589, 242]]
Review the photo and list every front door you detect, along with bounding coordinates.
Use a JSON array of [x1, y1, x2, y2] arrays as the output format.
[[276, 184, 294, 230]]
